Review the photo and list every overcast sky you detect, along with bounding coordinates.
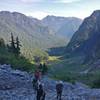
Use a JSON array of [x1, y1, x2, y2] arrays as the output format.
[[0, 0, 100, 19]]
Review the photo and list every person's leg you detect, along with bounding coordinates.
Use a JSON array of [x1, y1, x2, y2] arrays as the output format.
[[41, 95, 45, 100], [59, 92, 62, 100], [42, 92, 46, 100], [37, 94, 41, 100], [57, 93, 61, 100], [36, 95, 39, 100], [38, 96, 41, 100], [57, 92, 59, 99]]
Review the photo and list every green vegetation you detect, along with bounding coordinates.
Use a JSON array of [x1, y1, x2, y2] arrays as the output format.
[[86, 72, 100, 88], [49, 56, 83, 83], [33, 49, 49, 63], [48, 56, 60, 61], [42, 63, 48, 74], [52, 72, 76, 84], [0, 53, 35, 72], [8, 33, 21, 56], [92, 78, 100, 88], [49, 55, 100, 87], [0, 36, 35, 72]]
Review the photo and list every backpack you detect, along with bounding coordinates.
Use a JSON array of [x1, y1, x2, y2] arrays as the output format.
[[56, 83, 63, 93], [32, 78, 38, 90]]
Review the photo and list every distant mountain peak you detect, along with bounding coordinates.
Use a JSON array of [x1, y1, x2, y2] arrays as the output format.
[[43, 15, 81, 20], [89, 10, 100, 21], [0, 11, 24, 16], [0, 11, 11, 14], [42, 15, 82, 38], [12, 12, 26, 16], [91, 10, 100, 16]]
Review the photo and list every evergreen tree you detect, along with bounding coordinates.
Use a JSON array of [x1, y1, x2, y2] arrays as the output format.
[[15, 36, 21, 56], [10, 33, 16, 54], [9, 33, 21, 56]]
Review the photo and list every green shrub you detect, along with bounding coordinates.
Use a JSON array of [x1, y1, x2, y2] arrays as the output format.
[[52, 72, 76, 84], [0, 48, 35, 72], [91, 78, 100, 88]]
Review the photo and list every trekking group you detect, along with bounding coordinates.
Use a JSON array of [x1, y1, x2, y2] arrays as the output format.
[[32, 64, 63, 100]]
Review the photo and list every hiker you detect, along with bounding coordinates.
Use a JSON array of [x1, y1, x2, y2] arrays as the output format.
[[42, 63, 48, 75], [32, 78, 39, 93], [36, 83, 46, 100], [34, 70, 41, 81], [38, 63, 43, 71], [56, 81, 63, 100]]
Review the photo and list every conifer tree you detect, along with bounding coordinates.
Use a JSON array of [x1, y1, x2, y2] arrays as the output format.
[[10, 33, 16, 54], [9, 33, 21, 56], [15, 36, 21, 56]]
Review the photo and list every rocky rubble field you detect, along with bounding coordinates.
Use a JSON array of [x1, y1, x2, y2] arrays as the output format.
[[0, 64, 100, 100]]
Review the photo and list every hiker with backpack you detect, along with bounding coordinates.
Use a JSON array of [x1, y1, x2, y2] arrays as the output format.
[[34, 70, 41, 81], [56, 81, 63, 100], [32, 79, 40, 94], [36, 83, 46, 100], [32, 69, 42, 94]]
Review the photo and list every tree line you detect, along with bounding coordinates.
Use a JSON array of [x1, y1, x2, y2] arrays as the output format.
[[7, 33, 21, 56], [0, 33, 21, 56]]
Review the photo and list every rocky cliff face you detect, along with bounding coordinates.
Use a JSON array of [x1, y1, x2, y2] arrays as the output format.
[[0, 64, 35, 100], [0, 64, 100, 100], [67, 10, 100, 62]]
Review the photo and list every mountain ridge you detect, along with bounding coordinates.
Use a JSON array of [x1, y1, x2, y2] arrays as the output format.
[[42, 15, 82, 39], [66, 10, 100, 62], [0, 11, 82, 58]]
